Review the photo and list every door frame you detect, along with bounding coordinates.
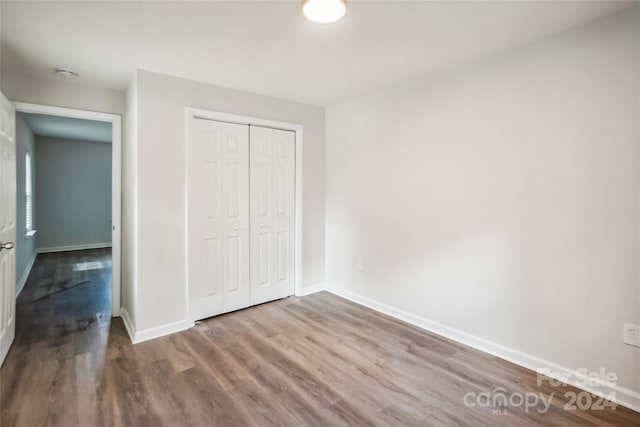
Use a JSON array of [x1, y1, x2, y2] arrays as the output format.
[[185, 107, 304, 322], [13, 102, 122, 317]]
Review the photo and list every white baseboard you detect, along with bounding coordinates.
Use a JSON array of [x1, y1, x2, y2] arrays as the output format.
[[134, 319, 194, 344], [124, 285, 328, 344], [120, 307, 136, 343], [37, 242, 112, 254], [297, 283, 326, 297], [325, 284, 640, 413], [120, 307, 193, 344], [16, 252, 37, 297]]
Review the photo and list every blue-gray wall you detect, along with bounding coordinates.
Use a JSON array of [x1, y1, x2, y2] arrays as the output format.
[[15, 113, 36, 291], [35, 136, 112, 250]]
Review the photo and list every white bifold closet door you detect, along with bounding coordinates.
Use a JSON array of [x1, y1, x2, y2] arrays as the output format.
[[188, 117, 295, 322], [249, 125, 295, 306], [188, 118, 250, 321]]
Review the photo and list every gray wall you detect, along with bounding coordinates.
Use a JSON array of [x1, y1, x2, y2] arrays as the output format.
[[35, 136, 112, 250], [14, 113, 36, 291]]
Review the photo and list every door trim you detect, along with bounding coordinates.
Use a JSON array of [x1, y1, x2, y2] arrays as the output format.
[[185, 108, 304, 322], [13, 102, 123, 317]]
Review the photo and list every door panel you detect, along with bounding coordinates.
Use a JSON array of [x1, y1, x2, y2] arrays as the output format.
[[221, 126, 250, 311], [258, 233, 270, 285], [0, 92, 16, 366], [277, 231, 288, 281], [188, 118, 249, 321], [189, 120, 223, 320], [250, 126, 295, 305], [204, 237, 220, 296]]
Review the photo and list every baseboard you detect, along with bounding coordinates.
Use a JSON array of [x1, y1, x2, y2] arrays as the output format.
[[37, 242, 112, 253], [120, 307, 136, 344], [120, 308, 193, 344], [325, 284, 640, 413], [16, 252, 37, 297], [297, 283, 326, 297], [135, 319, 194, 344]]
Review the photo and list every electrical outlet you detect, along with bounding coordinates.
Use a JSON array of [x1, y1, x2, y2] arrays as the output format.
[[623, 323, 640, 348], [356, 256, 364, 272]]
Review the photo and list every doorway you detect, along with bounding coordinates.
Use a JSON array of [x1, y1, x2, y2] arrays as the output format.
[[13, 103, 122, 316]]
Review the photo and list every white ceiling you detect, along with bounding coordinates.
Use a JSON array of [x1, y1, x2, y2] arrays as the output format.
[[1, 1, 634, 107], [21, 113, 112, 144]]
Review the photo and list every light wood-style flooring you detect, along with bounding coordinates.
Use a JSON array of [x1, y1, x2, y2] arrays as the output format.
[[1, 249, 638, 426]]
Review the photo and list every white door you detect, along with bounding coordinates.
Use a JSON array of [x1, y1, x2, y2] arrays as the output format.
[[249, 126, 295, 305], [0, 92, 16, 366], [188, 117, 250, 321]]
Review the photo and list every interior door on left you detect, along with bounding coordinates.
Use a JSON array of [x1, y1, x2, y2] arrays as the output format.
[[0, 91, 16, 366]]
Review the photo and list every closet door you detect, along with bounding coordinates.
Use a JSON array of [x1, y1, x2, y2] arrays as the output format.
[[188, 118, 250, 321], [249, 126, 295, 305]]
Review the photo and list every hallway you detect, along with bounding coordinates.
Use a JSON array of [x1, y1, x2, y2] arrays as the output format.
[[1, 249, 112, 425]]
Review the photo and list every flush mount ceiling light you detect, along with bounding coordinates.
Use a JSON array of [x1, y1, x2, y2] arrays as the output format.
[[55, 68, 79, 78], [302, 0, 347, 24]]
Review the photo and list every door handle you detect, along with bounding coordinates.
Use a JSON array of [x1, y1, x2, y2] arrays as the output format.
[[0, 242, 14, 251]]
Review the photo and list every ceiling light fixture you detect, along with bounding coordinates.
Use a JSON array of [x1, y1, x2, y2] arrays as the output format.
[[55, 68, 79, 78], [302, 0, 347, 24]]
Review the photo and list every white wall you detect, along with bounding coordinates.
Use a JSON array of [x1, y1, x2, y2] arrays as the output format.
[[326, 8, 640, 397], [1, 73, 125, 116], [122, 75, 138, 328], [131, 70, 325, 331], [35, 136, 112, 250], [14, 113, 36, 291], [0, 4, 3, 89]]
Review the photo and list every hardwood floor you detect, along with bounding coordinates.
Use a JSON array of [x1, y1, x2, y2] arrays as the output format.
[[1, 249, 638, 426]]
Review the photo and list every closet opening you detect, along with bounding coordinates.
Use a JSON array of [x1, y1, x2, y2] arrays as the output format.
[[186, 109, 303, 323]]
